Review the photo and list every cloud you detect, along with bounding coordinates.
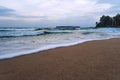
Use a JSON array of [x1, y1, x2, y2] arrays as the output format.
[[21, 0, 113, 20], [0, 6, 47, 22], [0, 0, 115, 26], [0, 6, 15, 16], [0, 0, 113, 17]]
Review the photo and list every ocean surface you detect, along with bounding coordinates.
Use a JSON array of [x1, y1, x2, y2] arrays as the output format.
[[0, 27, 120, 59]]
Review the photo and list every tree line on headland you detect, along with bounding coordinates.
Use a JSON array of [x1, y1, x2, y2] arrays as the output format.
[[96, 14, 120, 28]]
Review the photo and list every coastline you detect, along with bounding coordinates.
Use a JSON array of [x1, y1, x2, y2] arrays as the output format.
[[0, 38, 115, 60], [0, 38, 120, 80]]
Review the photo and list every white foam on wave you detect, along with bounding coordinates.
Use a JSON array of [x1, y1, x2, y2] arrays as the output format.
[[1, 27, 120, 60], [0, 37, 113, 60]]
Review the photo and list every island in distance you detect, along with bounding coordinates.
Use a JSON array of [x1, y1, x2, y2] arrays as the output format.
[[35, 26, 80, 30], [56, 26, 80, 30]]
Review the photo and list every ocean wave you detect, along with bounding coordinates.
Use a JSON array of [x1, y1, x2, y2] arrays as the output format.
[[0, 27, 56, 31], [0, 30, 72, 37], [44, 31, 72, 34], [0, 27, 36, 31], [82, 32, 94, 35], [0, 27, 120, 59]]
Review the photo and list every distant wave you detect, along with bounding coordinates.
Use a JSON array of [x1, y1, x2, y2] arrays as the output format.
[[44, 31, 72, 34], [1, 27, 120, 37], [0, 27, 37, 31], [0, 32, 43, 37], [0, 29, 72, 37], [82, 32, 94, 35]]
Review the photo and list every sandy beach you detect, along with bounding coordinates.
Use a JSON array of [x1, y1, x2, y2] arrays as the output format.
[[0, 38, 120, 80]]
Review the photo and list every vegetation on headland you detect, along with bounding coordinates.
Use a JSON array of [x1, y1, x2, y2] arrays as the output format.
[[96, 14, 120, 28]]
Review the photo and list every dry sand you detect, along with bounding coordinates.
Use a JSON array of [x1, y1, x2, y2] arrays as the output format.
[[0, 38, 120, 80]]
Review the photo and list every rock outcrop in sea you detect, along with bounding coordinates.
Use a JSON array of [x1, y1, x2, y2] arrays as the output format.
[[56, 26, 80, 30]]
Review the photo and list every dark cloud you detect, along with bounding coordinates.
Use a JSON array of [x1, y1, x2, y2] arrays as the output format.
[[0, 6, 15, 16], [0, 6, 47, 19]]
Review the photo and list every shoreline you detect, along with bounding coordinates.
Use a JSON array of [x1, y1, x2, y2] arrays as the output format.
[[0, 38, 120, 80], [0, 37, 115, 60]]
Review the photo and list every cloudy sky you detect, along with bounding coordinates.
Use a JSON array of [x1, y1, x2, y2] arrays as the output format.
[[0, 0, 120, 27]]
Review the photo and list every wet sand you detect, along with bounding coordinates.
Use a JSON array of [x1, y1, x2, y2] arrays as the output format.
[[0, 38, 120, 80]]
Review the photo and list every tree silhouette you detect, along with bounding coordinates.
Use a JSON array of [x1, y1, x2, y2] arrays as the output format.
[[96, 14, 120, 28], [113, 14, 120, 27]]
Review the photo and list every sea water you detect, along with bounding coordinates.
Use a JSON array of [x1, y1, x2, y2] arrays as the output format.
[[0, 27, 120, 59]]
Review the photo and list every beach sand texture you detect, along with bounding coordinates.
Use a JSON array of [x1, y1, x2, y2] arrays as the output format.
[[0, 38, 120, 80]]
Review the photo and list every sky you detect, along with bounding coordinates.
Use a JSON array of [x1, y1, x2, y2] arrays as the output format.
[[0, 0, 120, 27]]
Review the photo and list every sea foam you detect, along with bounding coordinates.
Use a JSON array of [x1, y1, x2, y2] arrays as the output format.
[[0, 27, 120, 59]]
